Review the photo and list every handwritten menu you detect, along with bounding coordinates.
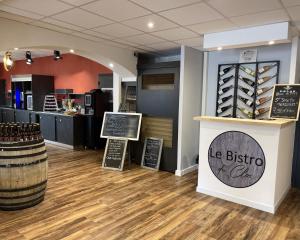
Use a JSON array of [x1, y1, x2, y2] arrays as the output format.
[[141, 138, 163, 171], [102, 138, 127, 171]]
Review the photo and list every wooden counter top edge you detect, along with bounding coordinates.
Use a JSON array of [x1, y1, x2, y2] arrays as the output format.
[[193, 116, 295, 127]]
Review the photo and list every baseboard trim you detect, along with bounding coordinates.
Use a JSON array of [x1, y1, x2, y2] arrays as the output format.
[[45, 140, 74, 150], [175, 164, 198, 177]]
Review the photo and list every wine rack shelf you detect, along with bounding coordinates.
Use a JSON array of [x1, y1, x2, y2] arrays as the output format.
[[216, 61, 280, 119]]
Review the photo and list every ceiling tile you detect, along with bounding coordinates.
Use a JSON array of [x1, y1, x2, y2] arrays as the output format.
[[230, 9, 289, 27], [187, 19, 235, 34], [207, 0, 283, 17], [0, 3, 43, 19], [0, 10, 34, 23], [43, 17, 85, 31], [159, 2, 223, 25], [281, 0, 300, 7], [60, 0, 95, 6], [286, 6, 300, 21], [151, 27, 198, 41], [92, 23, 142, 38], [113, 39, 141, 47], [52, 8, 113, 29], [31, 21, 74, 34], [81, 30, 114, 39], [129, 0, 202, 12], [1, 0, 73, 16], [123, 14, 178, 32], [175, 37, 203, 47], [148, 41, 179, 50], [81, 0, 151, 21], [71, 31, 106, 42], [123, 34, 164, 45]]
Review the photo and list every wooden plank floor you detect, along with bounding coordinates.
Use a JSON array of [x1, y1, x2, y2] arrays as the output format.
[[1, 144, 300, 240]]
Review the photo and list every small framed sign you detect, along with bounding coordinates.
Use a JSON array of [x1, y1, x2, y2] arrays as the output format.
[[141, 138, 163, 171], [270, 84, 300, 121], [239, 48, 257, 63], [102, 138, 128, 171]]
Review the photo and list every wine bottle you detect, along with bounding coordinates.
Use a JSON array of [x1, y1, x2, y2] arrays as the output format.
[[239, 76, 255, 87], [258, 63, 277, 74], [256, 96, 272, 106], [219, 66, 234, 76], [238, 96, 253, 107], [238, 86, 254, 96], [218, 85, 233, 95], [219, 75, 234, 86], [257, 86, 273, 96], [240, 66, 256, 77], [238, 107, 253, 118], [257, 74, 276, 85], [217, 105, 232, 114], [255, 107, 269, 116], [218, 95, 233, 104]]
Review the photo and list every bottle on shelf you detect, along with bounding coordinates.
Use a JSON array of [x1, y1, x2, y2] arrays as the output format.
[[238, 107, 253, 118], [239, 76, 255, 87], [219, 65, 234, 76], [256, 96, 272, 106], [218, 95, 233, 104], [257, 86, 273, 96], [218, 85, 233, 95], [217, 104, 233, 114], [238, 86, 254, 96], [238, 96, 253, 107], [258, 63, 277, 74], [255, 107, 270, 116], [257, 74, 276, 85], [240, 66, 256, 77], [219, 75, 234, 86]]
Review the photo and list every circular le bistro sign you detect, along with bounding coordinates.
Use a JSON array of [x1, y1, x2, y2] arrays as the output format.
[[208, 131, 265, 188]]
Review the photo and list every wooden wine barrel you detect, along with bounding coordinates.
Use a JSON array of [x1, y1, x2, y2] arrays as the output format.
[[0, 139, 47, 210]]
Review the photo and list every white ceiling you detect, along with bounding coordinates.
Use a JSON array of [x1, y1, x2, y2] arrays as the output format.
[[0, 0, 299, 54]]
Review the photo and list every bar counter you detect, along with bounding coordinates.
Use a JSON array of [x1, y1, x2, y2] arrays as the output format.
[[194, 116, 295, 213]]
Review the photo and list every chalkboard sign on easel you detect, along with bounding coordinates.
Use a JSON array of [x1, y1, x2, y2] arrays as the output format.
[[270, 84, 300, 121], [100, 112, 142, 141], [141, 138, 163, 171], [102, 138, 128, 171]]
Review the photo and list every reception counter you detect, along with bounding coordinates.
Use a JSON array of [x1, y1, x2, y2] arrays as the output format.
[[194, 116, 295, 213]]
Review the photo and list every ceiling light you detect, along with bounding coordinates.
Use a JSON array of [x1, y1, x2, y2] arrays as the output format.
[[268, 40, 275, 45], [3, 51, 14, 71], [54, 50, 62, 60], [69, 49, 74, 53], [14, 47, 19, 50], [109, 63, 114, 68], [26, 51, 33, 65], [217, 46, 223, 51], [147, 22, 154, 29]]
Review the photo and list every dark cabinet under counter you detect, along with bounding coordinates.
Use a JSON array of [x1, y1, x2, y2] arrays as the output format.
[[2, 108, 15, 123], [39, 113, 56, 141], [15, 109, 31, 123]]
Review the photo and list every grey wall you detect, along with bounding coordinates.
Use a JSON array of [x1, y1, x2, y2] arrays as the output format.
[[205, 43, 292, 116]]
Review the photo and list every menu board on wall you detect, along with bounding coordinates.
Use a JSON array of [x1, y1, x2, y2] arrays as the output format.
[[270, 84, 300, 121], [141, 138, 163, 171], [100, 112, 142, 141], [102, 138, 128, 171]]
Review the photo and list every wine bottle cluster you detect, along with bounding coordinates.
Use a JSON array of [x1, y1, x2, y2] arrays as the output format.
[[0, 122, 42, 142], [216, 61, 279, 119]]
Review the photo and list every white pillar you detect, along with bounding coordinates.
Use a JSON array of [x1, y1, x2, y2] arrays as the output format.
[[113, 73, 121, 112]]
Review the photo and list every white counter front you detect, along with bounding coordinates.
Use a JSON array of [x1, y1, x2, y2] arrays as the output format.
[[194, 116, 295, 213]]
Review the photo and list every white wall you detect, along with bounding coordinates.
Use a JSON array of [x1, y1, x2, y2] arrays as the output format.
[[176, 46, 203, 176], [289, 36, 300, 84], [205, 43, 292, 116], [113, 73, 121, 112]]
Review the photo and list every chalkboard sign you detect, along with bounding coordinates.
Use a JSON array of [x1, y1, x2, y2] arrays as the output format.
[[102, 138, 128, 171], [100, 112, 142, 141], [141, 138, 163, 171], [270, 84, 300, 120]]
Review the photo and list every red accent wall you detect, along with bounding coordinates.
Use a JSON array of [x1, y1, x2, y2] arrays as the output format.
[[0, 53, 112, 93]]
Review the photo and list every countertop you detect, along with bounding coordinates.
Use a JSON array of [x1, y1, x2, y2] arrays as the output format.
[[193, 116, 295, 127]]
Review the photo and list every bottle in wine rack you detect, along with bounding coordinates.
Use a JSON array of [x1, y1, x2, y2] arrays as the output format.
[[218, 85, 233, 95], [219, 66, 234, 76], [256, 96, 272, 106], [257, 74, 276, 85], [218, 95, 233, 104], [219, 75, 234, 86], [238, 86, 254, 96], [255, 107, 270, 116], [240, 66, 256, 77], [238, 96, 253, 107], [239, 76, 255, 87], [257, 86, 273, 96], [258, 63, 277, 74], [217, 104, 232, 114], [238, 107, 253, 118]]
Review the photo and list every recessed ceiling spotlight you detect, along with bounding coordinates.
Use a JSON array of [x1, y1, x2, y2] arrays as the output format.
[[14, 47, 19, 50], [109, 63, 114, 68], [54, 50, 62, 60], [147, 22, 154, 29], [217, 46, 223, 51], [25, 51, 33, 65], [69, 49, 74, 53], [268, 40, 275, 45]]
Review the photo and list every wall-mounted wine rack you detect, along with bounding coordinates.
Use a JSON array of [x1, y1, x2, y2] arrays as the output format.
[[216, 61, 280, 119]]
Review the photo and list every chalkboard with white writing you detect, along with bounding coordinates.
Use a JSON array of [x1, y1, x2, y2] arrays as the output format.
[[100, 112, 142, 141], [270, 84, 300, 120], [102, 138, 128, 171], [141, 138, 163, 171]]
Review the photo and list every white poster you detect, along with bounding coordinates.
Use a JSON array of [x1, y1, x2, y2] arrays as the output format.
[[239, 49, 257, 63]]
